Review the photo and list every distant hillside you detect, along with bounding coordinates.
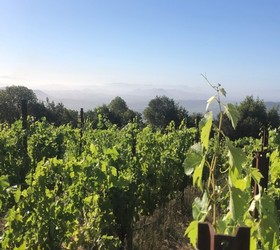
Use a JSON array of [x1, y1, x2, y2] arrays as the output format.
[[32, 88, 280, 115], [2, 86, 278, 115], [34, 90, 49, 101], [265, 101, 280, 110]]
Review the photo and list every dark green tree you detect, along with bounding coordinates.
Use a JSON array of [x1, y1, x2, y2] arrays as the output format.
[[223, 96, 279, 139], [0, 86, 38, 123], [44, 99, 78, 126], [108, 96, 140, 127], [267, 106, 280, 129], [85, 105, 112, 129], [143, 96, 188, 129], [108, 96, 128, 115], [187, 112, 203, 128], [236, 96, 268, 138], [86, 97, 141, 128]]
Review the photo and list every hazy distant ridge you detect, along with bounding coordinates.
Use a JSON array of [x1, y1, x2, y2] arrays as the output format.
[[34, 88, 280, 115]]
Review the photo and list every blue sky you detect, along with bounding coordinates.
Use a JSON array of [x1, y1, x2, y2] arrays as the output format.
[[0, 0, 280, 101]]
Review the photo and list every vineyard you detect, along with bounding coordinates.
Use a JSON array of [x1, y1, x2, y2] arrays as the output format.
[[0, 111, 279, 249]]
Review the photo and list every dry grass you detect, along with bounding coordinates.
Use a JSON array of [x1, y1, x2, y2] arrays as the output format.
[[132, 186, 199, 250]]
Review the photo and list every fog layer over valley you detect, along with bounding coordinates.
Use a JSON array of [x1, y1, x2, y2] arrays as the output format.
[[34, 83, 279, 115]]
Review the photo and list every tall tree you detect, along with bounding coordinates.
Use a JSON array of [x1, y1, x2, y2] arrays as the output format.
[[267, 106, 280, 129], [0, 86, 38, 123], [107, 96, 140, 127], [223, 96, 280, 139], [143, 96, 188, 129], [236, 96, 268, 138], [86, 97, 141, 128], [44, 99, 78, 126], [85, 105, 113, 129]]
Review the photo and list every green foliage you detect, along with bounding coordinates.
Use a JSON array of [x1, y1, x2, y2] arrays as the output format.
[[0, 86, 37, 123], [143, 95, 188, 129], [0, 118, 195, 248], [0, 86, 78, 126], [184, 78, 280, 249], [0, 175, 9, 210], [0, 121, 31, 185], [223, 95, 280, 139], [267, 106, 280, 129], [43, 100, 79, 126], [1, 85, 279, 248], [86, 97, 141, 128]]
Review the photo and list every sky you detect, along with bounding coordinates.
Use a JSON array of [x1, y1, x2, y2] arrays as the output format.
[[0, 0, 280, 101]]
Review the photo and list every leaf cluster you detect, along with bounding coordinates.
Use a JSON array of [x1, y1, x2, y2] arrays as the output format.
[[183, 78, 280, 249]]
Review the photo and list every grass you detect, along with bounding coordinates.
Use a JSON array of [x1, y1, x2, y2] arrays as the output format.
[[132, 186, 199, 250]]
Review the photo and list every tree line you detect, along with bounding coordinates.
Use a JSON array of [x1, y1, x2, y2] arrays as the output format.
[[0, 85, 279, 139]]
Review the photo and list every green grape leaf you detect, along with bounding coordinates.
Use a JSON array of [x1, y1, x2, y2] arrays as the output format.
[[90, 143, 97, 154], [260, 193, 277, 217], [104, 147, 119, 160], [259, 212, 279, 249], [226, 140, 246, 172], [101, 161, 107, 173], [269, 150, 280, 183], [0, 175, 9, 190], [229, 167, 247, 190], [84, 196, 91, 204], [193, 155, 206, 190], [224, 103, 240, 129], [14, 241, 26, 250], [220, 87, 227, 97], [111, 166, 117, 176], [251, 168, 263, 184], [230, 186, 249, 221], [183, 143, 203, 176], [206, 95, 216, 111], [185, 220, 198, 247], [70, 171, 75, 178], [95, 168, 106, 182], [246, 221, 259, 250], [14, 187, 21, 203], [216, 219, 227, 234], [192, 192, 209, 221], [200, 112, 213, 150]]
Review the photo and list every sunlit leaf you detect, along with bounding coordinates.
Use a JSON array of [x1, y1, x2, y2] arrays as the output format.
[[14, 187, 21, 203], [111, 166, 117, 176], [14, 241, 26, 250], [229, 167, 247, 190], [185, 220, 198, 247], [183, 143, 203, 176], [226, 140, 246, 172], [193, 155, 206, 190], [251, 168, 263, 184], [206, 95, 216, 111], [104, 147, 119, 160], [269, 150, 280, 183], [230, 187, 249, 221], [224, 103, 240, 129], [200, 112, 213, 150], [192, 192, 209, 221], [0, 175, 9, 189]]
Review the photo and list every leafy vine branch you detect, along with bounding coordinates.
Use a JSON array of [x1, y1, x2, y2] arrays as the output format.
[[184, 76, 279, 249]]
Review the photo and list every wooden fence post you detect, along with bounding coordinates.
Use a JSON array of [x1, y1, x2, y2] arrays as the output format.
[[197, 223, 250, 250], [251, 127, 269, 219], [79, 108, 84, 156], [20, 99, 29, 185], [21, 99, 27, 130]]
